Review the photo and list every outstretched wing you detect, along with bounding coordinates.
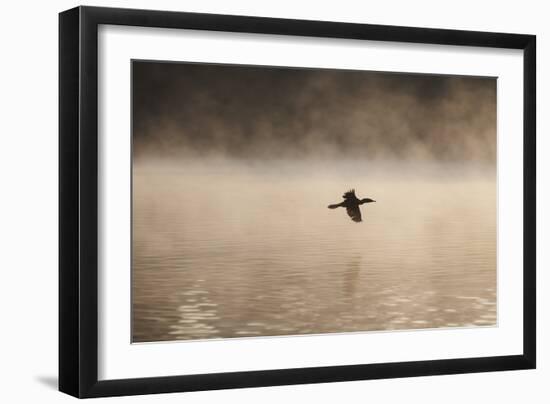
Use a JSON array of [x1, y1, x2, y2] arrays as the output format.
[[343, 189, 356, 200], [346, 205, 362, 222]]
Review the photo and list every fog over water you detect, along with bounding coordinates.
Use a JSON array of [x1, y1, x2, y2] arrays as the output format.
[[132, 62, 496, 162], [132, 61, 496, 342]]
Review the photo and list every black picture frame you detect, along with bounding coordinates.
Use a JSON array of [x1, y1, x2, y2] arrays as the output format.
[[59, 5, 536, 398]]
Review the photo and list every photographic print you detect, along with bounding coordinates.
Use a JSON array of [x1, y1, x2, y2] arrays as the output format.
[[131, 61, 496, 343]]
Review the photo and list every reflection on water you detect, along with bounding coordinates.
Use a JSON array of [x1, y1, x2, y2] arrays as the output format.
[[132, 160, 496, 342]]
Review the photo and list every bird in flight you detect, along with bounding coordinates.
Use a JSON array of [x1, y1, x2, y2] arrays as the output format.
[[328, 189, 375, 222]]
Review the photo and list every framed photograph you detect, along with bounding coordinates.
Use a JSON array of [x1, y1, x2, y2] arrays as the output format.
[[59, 6, 536, 398]]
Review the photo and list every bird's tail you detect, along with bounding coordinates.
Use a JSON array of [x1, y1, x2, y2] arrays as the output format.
[[328, 203, 342, 209]]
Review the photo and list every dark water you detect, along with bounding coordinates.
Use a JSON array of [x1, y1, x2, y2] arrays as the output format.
[[132, 160, 496, 342]]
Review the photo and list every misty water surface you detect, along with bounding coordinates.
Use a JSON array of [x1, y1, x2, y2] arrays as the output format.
[[132, 159, 496, 342]]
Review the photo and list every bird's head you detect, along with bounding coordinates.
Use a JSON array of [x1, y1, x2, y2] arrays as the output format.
[[360, 198, 376, 204]]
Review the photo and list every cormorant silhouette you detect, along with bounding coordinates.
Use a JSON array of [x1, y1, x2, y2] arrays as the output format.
[[328, 189, 375, 222]]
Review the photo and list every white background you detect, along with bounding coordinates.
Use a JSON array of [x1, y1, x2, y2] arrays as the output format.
[[0, 0, 547, 403]]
